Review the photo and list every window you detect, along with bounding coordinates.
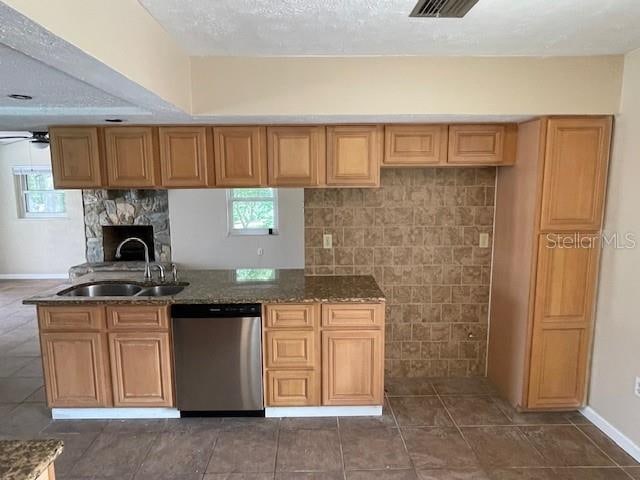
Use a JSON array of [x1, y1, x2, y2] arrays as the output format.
[[227, 188, 278, 235], [13, 167, 66, 218]]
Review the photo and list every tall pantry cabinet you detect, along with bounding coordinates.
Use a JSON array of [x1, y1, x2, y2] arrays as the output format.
[[488, 116, 612, 411]]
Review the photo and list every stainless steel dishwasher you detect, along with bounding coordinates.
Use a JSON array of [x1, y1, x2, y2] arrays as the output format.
[[172, 304, 263, 414]]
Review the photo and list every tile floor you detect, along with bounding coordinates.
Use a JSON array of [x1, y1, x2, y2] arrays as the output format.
[[1, 280, 639, 480]]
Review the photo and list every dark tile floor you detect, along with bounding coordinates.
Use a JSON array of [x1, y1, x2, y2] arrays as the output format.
[[1, 280, 638, 479]]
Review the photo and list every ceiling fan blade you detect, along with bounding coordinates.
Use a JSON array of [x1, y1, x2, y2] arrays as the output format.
[[0, 136, 31, 140]]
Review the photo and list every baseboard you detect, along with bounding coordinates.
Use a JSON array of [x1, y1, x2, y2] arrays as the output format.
[[51, 408, 180, 419], [0, 274, 67, 280], [581, 406, 640, 462], [265, 405, 382, 418]]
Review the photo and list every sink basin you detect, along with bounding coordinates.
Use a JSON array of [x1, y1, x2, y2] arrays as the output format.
[[137, 285, 186, 296], [59, 283, 144, 297]]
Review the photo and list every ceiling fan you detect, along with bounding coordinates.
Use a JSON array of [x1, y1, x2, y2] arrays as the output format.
[[0, 131, 50, 148]]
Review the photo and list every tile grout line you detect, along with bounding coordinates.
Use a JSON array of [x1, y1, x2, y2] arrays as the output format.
[[573, 422, 628, 469], [273, 419, 282, 478], [335, 416, 348, 480], [386, 392, 418, 474]]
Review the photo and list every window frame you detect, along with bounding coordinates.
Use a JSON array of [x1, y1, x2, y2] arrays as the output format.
[[13, 167, 67, 219], [226, 188, 279, 236]]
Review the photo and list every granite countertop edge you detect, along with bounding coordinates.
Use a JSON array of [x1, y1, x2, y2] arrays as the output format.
[[0, 440, 63, 480], [23, 269, 386, 306]]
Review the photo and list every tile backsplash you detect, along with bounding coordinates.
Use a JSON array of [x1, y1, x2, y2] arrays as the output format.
[[304, 168, 496, 378]]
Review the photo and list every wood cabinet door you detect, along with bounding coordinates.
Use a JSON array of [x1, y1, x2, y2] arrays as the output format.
[[267, 126, 326, 186], [322, 330, 383, 405], [265, 330, 317, 369], [321, 303, 384, 329], [264, 304, 318, 329], [266, 370, 319, 406], [384, 125, 447, 166], [326, 125, 382, 187], [159, 126, 211, 187], [106, 305, 169, 330], [527, 234, 600, 409], [105, 127, 157, 188], [213, 126, 266, 187], [49, 127, 103, 188], [38, 305, 106, 331], [109, 332, 173, 407], [41, 332, 111, 407], [540, 117, 612, 231], [448, 124, 517, 165]]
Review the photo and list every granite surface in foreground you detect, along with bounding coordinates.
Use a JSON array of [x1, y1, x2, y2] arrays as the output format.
[[0, 440, 63, 480], [23, 268, 386, 305]]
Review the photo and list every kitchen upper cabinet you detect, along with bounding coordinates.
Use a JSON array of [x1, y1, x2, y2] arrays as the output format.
[[159, 126, 212, 187], [267, 126, 326, 186], [322, 329, 383, 406], [448, 124, 517, 165], [384, 125, 448, 166], [213, 126, 267, 187], [527, 234, 600, 409], [49, 127, 103, 188], [540, 117, 612, 231], [326, 125, 382, 187], [41, 332, 111, 407], [109, 332, 173, 407], [105, 127, 157, 188]]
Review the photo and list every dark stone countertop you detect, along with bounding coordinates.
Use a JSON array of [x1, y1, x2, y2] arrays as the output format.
[[23, 269, 386, 305], [0, 440, 63, 480]]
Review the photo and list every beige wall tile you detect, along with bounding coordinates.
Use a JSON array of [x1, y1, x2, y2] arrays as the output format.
[[304, 167, 495, 378]]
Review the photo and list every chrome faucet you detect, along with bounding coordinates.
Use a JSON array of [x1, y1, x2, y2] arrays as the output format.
[[115, 237, 152, 281], [152, 264, 166, 282]]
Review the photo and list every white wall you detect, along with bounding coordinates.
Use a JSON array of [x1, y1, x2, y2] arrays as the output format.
[[0, 141, 85, 277], [589, 48, 640, 448], [168, 189, 304, 269]]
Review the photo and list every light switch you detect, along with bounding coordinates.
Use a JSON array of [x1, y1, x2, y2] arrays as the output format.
[[479, 233, 490, 248], [323, 233, 333, 249], [257, 247, 264, 256]]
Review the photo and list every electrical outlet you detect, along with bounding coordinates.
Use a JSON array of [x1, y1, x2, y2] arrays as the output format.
[[479, 232, 490, 248], [323, 233, 333, 249], [635, 377, 640, 398]]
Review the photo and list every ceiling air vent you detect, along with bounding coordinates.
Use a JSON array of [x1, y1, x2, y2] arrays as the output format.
[[410, 0, 480, 18]]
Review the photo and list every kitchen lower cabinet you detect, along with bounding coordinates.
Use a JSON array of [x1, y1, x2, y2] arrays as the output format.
[[109, 332, 173, 407], [263, 302, 385, 408], [38, 305, 173, 409], [41, 332, 111, 407], [266, 370, 319, 406], [321, 330, 383, 406]]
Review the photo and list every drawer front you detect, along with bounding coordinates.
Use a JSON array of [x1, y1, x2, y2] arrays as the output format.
[[265, 330, 316, 369], [321, 303, 384, 328], [107, 305, 169, 330], [265, 304, 317, 329], [266, 370, 319, 406], [39, 306, 105, 331]]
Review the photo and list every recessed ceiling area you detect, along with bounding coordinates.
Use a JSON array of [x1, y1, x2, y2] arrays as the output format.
[[0, 43, 153, 129], [138, 0, 640, 56]]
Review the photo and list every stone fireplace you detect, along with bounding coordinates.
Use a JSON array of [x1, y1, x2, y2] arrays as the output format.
[[82, 189, 171, 263]]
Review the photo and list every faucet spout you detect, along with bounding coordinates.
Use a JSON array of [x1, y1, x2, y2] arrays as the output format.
[[115, 237, 152, 281]]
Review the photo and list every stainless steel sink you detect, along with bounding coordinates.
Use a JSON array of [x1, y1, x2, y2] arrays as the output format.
[[57, 282, 188, 297], [58, 283, 144, 297], [137, 284, 186, 297]]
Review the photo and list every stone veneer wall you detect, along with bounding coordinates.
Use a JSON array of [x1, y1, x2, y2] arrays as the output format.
[[83, 189, 171, 263], [304, 168, 496, 378]]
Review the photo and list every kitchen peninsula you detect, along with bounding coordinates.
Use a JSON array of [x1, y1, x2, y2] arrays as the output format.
[[24, 269, 386, 419]]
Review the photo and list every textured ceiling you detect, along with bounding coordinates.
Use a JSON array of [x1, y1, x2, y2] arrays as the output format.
[[138, 0, 640, 56], [0, 44, 138, 110]]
